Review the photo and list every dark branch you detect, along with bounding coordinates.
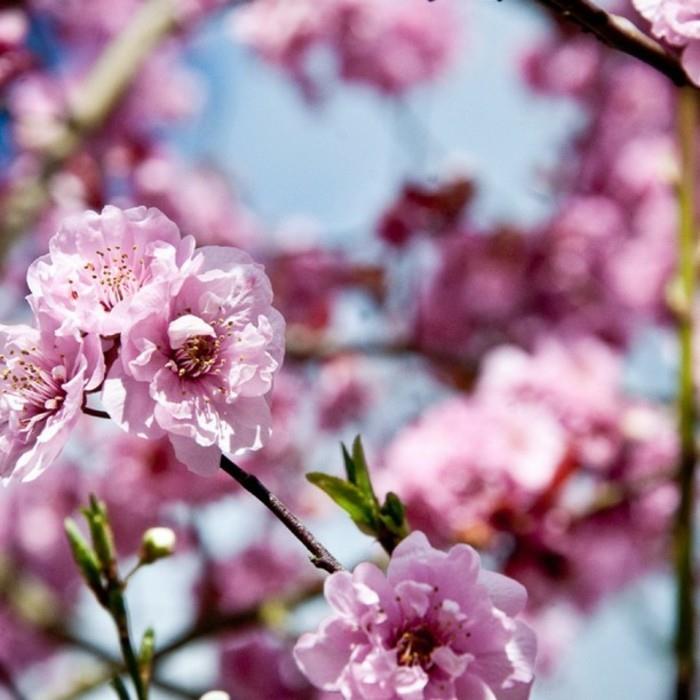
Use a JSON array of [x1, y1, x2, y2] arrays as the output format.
[[219, 456, 344, 574], [82, 407, 111, 420], [531, 0, 691, 87]]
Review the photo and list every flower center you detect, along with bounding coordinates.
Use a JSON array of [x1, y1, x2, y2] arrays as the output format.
[[396, 625, 438, 669], [170, 334, 221, 378], [74, 244, 147, 312], [0, 348, 66, 431]]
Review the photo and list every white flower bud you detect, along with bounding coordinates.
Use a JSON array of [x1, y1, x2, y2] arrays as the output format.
[[139, 527, 176, 564], [199, 692, 230, 700]]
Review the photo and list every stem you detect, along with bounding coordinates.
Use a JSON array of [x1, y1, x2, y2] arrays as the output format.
[[529, 0, 689, 86], [110, 678, 131, 700], [0, 659, 27, 700], [107, 586, 147, 700], [673, 85, 698, 700], [219, 456, 343, 574]]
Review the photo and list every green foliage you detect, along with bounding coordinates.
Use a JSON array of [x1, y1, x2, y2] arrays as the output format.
[[307, 436, 410, 554]]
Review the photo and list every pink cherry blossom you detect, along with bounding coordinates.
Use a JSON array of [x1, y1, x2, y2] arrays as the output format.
[[220, 631, 318, 700], [231, 0, 460, 99], [132, 150, 261, 249], [381, 395, 567, 544], [27, 205, 197, 337], [199, 539, 310, 614], [98, 433, 231, 553], [294, 531, 536, 699], [0, 312, 104, 482], [476, 336, 624, 470], [316, 357, 373, 431], [102, 246, 285, 475]]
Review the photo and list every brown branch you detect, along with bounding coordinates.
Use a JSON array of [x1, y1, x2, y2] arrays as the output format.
[[285, 331, 477, 388], [530, 0, 691, 86], [220, 456, 343, 574]]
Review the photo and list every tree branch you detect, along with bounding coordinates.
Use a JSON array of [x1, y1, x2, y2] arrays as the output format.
[[219, 456, 344, 574], [529, 0, 691, 86]]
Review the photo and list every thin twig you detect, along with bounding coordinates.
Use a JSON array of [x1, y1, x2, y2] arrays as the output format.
[[219, 456, 344, 574], [82, 407, 111, 420], [530, 0, 691, 86]]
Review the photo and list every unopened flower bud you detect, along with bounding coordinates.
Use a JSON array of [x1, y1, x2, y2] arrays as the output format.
[[199, 692, 230, 700], [139, 527, 176, 564]]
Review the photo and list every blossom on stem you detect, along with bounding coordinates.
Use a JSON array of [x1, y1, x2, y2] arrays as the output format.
[[0, 312, 104, 482], [27, 205, 197, 337], [103, 246, 285, 475], [294, 531, 536, 699]]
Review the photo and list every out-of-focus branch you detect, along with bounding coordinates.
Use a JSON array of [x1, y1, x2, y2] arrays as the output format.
[[285, 330, 477, 388], [50, 659, 200, 700], [528, 0, 691, 86], [0, 0, 179, 263], [50, 581, 323, 700], [672, 86, 698, 700]]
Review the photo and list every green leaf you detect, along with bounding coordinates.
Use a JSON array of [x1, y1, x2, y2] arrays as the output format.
[[306, 472, 376, 531], [341, 443, 357, 484], [381, 492, 408, 530], [350, 436, 376, 502]]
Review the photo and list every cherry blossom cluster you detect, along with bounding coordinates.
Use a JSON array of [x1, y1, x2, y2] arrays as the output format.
[[231, 0, 461, 99], [0, 0, 693, 695], [1, 205, 285, 482]]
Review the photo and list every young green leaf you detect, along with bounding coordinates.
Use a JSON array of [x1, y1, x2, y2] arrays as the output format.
[[306, 472, 376, 533], [350, 436, 376, 503]]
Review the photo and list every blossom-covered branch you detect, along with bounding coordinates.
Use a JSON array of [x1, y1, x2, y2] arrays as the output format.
[[530, 0, 690, 85]]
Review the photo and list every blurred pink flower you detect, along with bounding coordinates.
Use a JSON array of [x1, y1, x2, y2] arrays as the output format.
[[231, 0, 460, 98], [316, 357, 372, 430], [521, 33, 600, 98], [294, 531, 536, 699], [0, 9, 32, 90], [416, 228, 536, 359], [99, 433, 231, 553], [382, 395, 566, 544], [267, 249, 350, 330], [0, 313, 104, 482], [103, 246, 285, 475], [27, 205, 196, 337], [133, 150, 261, 249], [220, 631, 318, 700], [198, 539, 312, 614], [477, 336, 623, 470], [377, 174, 474, 247]]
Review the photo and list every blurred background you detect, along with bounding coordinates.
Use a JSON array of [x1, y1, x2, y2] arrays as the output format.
[[0, 0, 687, 697]]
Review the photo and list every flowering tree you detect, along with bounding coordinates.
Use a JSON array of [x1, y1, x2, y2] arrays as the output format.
[[0, 0, 698, 699]]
